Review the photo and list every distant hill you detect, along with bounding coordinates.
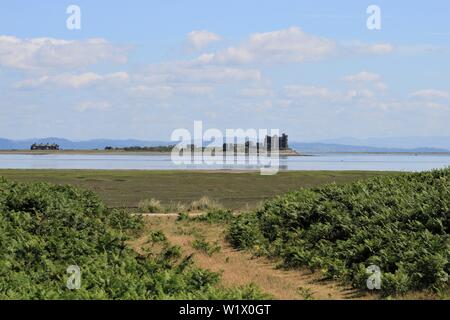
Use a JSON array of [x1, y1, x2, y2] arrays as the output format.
[[0, 138, 170, 150], [316, 136, 450, 150], [0, 137, 449, 153], [290, 142, 450, 153]]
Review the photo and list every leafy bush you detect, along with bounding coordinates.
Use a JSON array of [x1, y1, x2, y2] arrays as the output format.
[[177, 212, 190, 222], [227, 169, 450, 296], [149, 231, 167, 243], [195, 209, 235, 224], [192, 237, 221, 256], [0, 178, 266, 300]]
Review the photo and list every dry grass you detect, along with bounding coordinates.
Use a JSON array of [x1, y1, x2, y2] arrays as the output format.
[[138, 199, 187, 213], [138, 198, 163, 213], [189, 196, 222, 211]]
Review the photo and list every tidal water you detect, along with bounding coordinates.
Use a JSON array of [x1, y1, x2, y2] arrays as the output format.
[[0, 153, 449, 172]]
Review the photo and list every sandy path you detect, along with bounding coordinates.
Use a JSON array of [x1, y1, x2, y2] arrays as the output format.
[[134, 216, 366, 300]]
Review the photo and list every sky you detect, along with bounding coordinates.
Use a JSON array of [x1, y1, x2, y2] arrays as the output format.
[[0, 0, 449, 141]]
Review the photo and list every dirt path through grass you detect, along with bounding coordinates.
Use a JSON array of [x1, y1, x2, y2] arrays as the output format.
[[132, 215, 367, 300]]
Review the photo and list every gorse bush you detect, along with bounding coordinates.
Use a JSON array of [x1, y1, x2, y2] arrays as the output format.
[[0, 178, 266, 299], [227, 169, 450, 296]]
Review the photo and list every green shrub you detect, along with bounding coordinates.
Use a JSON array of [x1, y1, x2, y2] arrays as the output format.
[[0, 178, 266, 300], [192, 237, 221, 256], [227, 169, 450, 296], [195, 209, 234, 224], [226, 213, 266, 251], [149, 230, 167, 243], [177, 212, 190, 222]]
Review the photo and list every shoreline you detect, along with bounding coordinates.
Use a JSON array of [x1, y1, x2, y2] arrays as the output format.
[[0, 149, 450, 156], [0, 149, 303, 156]]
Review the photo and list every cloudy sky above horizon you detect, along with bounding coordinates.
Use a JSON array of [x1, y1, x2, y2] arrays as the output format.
[[0, 0, 449, 141]]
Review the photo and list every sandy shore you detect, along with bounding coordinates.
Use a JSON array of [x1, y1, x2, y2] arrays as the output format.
[[0, 149, 303, 156]]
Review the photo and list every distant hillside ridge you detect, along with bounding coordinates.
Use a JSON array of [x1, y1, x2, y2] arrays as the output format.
[[0, 138, 170, 150], [0, 137, 449, 153], [290, 142, 450, 153]]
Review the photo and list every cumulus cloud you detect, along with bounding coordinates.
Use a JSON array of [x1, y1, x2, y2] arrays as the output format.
[[187, 30, 221, 50], [198, 27, 398, 66], [346, 89, 375, 99], [15, 72, 129, 89], [283, 81, 381, 105], [343, 71, 388, 93], [206, 27, 336, 65], [0, 36, 127, 71], [140, 61, 262, 84], [410, 89, 450, 99], [351, 42, 394, 55]]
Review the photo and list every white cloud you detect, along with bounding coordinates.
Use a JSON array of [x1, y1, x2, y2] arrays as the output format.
[[75, 101, 111, 112], [343, 71, 388, 93], [410, 89, 450, 99], [200, 27, 398, 66], [15, 72, 129, 89], [140, 62, 262, 84], [346, 89, 375, 99], [207, 27, 336, 65], [187, 30, 221, 50], [352, 42, 394, 55], [0, 36, 127, 71]]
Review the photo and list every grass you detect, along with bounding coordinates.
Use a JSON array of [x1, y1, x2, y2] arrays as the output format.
[[0, 169, 394, 210], [189, 196, 222, 211], [138, 198, 163, 213]]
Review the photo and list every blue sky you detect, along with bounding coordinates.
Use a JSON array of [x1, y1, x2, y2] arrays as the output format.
[[0, 0, 449, 141]]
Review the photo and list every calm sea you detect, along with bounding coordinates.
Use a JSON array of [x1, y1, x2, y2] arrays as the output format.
[[0, 153, 449, 171]]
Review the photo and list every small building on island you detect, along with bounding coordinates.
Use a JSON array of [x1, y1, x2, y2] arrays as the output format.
[[30, 143, 60, 151]]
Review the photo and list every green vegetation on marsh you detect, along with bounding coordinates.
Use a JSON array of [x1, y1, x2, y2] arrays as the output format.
[[227, 169, 450, 297], [0, 169, 394, 210]]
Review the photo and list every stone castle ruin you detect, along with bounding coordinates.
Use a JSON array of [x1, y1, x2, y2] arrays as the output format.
[[222, 133, 289, 153]]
